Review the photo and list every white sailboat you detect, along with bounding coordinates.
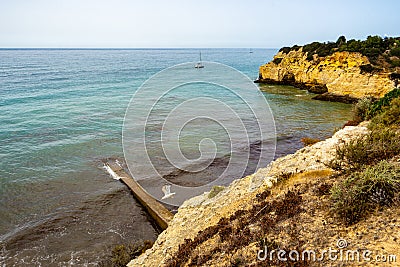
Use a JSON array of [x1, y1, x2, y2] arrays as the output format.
[[194, 51, 204, 68]]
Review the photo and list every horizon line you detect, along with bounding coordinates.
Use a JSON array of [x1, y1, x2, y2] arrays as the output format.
[[0, 47, 278, 50]]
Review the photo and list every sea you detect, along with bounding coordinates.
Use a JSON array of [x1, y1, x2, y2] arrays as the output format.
[[0, 48, 352, 266]]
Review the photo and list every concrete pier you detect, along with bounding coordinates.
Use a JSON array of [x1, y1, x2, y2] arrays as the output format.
[[104, 159, 174, 230]]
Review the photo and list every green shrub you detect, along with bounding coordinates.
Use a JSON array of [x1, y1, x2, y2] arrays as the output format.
[[364, 35, 384, 49], [341, 39, 362, 52], [303, 41, 323, 60], [276, 36, 400, 69], [370, 97, 400, 129], [368, 88, 400, 117], [390, 47, 400, 57], [352, 97, 375, 122], [272, 57, 283, 64], [390, 59, 400, 67], [279, 46, 292, 54], [336, 36, 346, 45], [362, 47, 381, 59], [332, 128, 400, 170], [331, 161, 400, 225]]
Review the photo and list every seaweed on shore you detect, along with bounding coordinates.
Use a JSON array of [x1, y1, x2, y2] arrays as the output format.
[[98, 240, 153, 267]]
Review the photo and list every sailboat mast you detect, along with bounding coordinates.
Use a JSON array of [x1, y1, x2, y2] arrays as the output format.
[[194, 51, 204, 68]]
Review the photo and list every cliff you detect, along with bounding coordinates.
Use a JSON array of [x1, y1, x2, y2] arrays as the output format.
[[257, 49, 397, 102], [128, 124, 400, 266]]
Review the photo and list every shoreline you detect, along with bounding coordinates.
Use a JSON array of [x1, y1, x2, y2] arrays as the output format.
[[255, 78, 359, 104], [128, 124, 373, 266]]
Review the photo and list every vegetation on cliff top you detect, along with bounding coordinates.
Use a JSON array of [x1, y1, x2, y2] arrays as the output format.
[[331, 160, 400, 225], [279, 35, 400, 70], [330, 88, 400, 225], [352, 88, 400, 122]]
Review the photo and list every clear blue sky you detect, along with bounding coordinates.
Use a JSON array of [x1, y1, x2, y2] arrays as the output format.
[[0, 0, 399, 48]]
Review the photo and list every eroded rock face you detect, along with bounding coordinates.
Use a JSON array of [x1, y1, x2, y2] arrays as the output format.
[[258, 49, 395, 99], [128, 125, 369, 267]]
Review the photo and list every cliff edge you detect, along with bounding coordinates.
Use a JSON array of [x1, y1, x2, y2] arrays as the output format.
[[128, 124, 400, 266], [258, 49, 395, 101], [257, 36, 400, 102]]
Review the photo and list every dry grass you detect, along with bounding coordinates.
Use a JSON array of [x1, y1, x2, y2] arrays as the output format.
[[330, 128, 400, 170], [331, 160, 400, 225]]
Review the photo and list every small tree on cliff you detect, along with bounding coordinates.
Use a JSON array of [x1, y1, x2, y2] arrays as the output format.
[[336, 36, 346, 45]]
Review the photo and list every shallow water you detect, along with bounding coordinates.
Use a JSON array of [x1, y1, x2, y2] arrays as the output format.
[[0, 48, 352, 265]]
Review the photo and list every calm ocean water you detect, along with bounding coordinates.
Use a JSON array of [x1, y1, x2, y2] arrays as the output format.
[[0, 48, 352, 265]]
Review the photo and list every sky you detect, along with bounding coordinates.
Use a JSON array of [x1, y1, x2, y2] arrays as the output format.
[[0, 0, 399, 48]]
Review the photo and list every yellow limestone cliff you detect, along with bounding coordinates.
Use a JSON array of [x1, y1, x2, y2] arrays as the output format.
[[258, 49, 395, 99]]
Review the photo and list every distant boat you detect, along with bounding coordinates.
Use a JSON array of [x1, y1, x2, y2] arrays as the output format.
[[249, 48, 253, 53], [195, 51, 204, 68]]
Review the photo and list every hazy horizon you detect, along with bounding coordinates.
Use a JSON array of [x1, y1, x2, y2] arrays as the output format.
[[1, 0, 399, 48]]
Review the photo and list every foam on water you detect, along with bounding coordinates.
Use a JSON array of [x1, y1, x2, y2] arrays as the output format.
[[0, 48, 352, 265], [103, 164, 121, 180]]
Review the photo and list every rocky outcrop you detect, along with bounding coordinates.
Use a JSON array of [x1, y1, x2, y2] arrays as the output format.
[[257, 49, 396, 100], [128, 125, 375, 266]]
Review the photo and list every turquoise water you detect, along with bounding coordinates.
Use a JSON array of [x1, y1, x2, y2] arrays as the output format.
[[0, 48, 352, 265]]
